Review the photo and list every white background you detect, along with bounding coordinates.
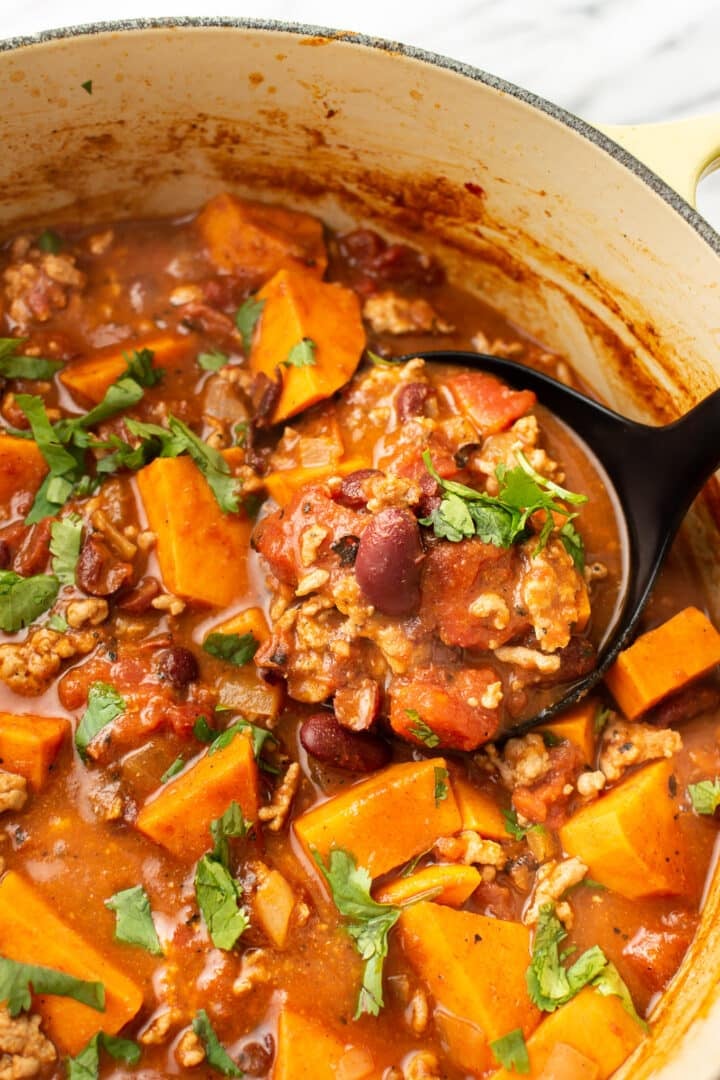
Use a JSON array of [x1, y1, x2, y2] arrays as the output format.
[[2, 0, 720, 225]]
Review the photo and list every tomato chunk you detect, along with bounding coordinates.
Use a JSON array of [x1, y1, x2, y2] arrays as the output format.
[[448, 371, 536, 434], [390, 665, 501, 751]]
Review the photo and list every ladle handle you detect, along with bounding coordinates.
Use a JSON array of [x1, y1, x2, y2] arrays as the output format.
[[652, 387, 720, 500]]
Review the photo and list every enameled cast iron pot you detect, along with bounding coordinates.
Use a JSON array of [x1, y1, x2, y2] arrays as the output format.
[[1, 18, 720, 1078]]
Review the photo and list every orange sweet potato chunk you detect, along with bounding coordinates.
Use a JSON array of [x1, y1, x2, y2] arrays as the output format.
[[273, 1007, 372, 1080], [263, 457, 368, 508], [0, 871, 143, 1055], [250, 268, 366, 423], [541, 699, 597, 766], [374, 863, 480, 908], [294, 759, 461, 880], [560, 759, 687, 899], [60, 331, 198, 405], [196, 193, 327, 281], [136, 456, 252, 607], [0, 712, 68, 790], [135, 728, 259, 860], [0, 434, 47, 520], [452, 776, 508, 840], [605, 607, 720, 720], [489, 987, 644, 1080], [399, 902, 540, 1073]]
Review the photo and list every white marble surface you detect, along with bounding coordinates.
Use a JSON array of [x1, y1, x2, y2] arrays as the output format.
[[2, 0, 720, 224]]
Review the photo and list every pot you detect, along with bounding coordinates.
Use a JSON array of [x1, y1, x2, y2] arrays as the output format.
[[1, 18, 719, 1078]]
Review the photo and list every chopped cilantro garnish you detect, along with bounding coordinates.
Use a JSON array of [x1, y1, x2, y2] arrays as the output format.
[[433, 766, 449, 806], [194, 801, 251, 951], [191, 1010, 242, 1077], [282, 338, 316, 368], [235, 296, 265, 352], [688, 778, 720, 815], [75, 683, 125, 761], [540, 729, 564, 748], [203, 631, 259, 667], [49, 513, 83, 585], [502, 807, 546, 842], [489, 1028, 530, 1073], [209, 801, 251, 868], [405, 709, 440, 749], [46, 613, 69, 632], [198, 349, 230, 372], [420, 448, 587, 563], [0, 570, 59, 632], [123, 347, 163, 388], [81, 79, 93, 95], [105, 885, 163, 956], [160, 755, 185, 783], [193, 715, 215, 742], [67, 1031, 140, 1080], [366, 349, 401, 367], [0, 337, 63, 380], [37, 228, 62, 254], [0, 956, 104, 1017], [594, 704, 612, 735], [526, 905, 647, 1029]]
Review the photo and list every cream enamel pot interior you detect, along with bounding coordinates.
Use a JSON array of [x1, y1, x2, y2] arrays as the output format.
[[1, 18, 720, 1078]]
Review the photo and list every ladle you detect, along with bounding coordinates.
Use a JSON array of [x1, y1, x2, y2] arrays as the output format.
[[406, 349, 720, 735]]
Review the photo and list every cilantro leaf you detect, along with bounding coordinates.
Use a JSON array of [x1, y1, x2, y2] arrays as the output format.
[[0, 338, 63, 380], [123, 347, 163, 388], [594, 704, 611, 735], [195, 856, 250, 951], [0, 956, 104, 1017], [489, 1028, 530, 1074], [313, 848, 405, 1018], [514, 451, 588, 507], [283, 338, 316, 368], [366, 349, 402, 367], [688, 778, 720, 815], [0, 570, 59, 632], [166, 416, 240, 513], [209, 719, 278, 773], [433, 766, 449, 806], [81, 80, 93, 95], [160, 755, 185, 782], [37, 228, 62, 253], [210, 800, 251, 868], [67, 1031, 140, 1080], [47, 613, 68, 632], [235, 296, 265, 352], [405, 709, 440, 749], [75, 682, 125, 761], [49, 513, 83, 585], [193, 715, 216, 742], [559, 517, 585, 572], [192, 1010, 242, 1077], [591, 960, 649, 1032], [105, 885, 163, 956], [198, 349, 230, 372], [203, 632, 259, 667]]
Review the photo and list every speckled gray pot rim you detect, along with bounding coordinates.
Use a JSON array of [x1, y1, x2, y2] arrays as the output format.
[[1, 15, 718, 258]]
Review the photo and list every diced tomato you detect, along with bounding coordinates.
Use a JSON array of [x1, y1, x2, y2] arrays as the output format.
[[390, 665, 501, 751], [511, 742, 583, 827], [449, 371, 536, 434]]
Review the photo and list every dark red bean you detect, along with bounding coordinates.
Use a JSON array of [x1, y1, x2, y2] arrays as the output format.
[[239, 1037, 275, 1077], [117, 576, 161, 614], [337, 229, 444, 288], [12, 520, 52, 576], [0, 540, 11, 570], [334, 469, 382, 509], [158, 646, 199, 687], [300, 712, 391, 772], [252, 369, 282, 429], [76, 535, 133, 597], [395, 381, 430, 422], [354, 507, 424, 616]]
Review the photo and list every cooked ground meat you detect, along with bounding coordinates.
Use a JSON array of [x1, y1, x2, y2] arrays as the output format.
[[600, 719, 682, 783], [0, 771, 27, 815], [0, 1007, 56, 1080], [523, 856, 588, 928]]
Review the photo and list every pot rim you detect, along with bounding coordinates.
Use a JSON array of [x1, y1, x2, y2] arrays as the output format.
[[1, 15, 719, 258]]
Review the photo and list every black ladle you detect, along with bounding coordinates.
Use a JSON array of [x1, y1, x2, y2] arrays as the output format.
[[405, 349, 720, 735]]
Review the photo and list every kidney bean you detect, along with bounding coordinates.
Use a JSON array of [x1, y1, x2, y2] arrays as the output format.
[[252, 370, 282, 429], [158, 646, 199, 688], [354, 507, 424, 616], [12, 519, 52, 576], [117, 576, 161, 614], [334, 469, 382, 510], [395, 381, 430, 422], [0, 540, 11, 570], [300, 712, 391, 772], [76, 534, 133, 597], [337, 229, 444, 288]]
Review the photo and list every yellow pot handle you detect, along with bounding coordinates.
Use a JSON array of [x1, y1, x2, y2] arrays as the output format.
[[596, 114, 720, 207]]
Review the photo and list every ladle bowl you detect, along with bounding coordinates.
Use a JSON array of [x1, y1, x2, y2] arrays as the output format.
[[407, 349, 720, 735]]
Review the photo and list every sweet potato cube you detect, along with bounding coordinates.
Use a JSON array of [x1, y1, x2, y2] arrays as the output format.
[[400, 902, 540, 1072], [294, 758, 461, 880], [263, 457, 369, 508], [0, 712, 68, 790], [448, 371, 536, 435], [452, 776, 508, 840], [60, 331, 197, 405], [250, 268, 365, 423], [273, 1007, 373, 1080], [605, 607, 720, 720], [374, 863, 480, 908], [0, 871, 143, 1055], [489, 987, 644, 1080], [196, 193, 327, 281], [560, 759, 687, 899], [136, 456, 252, 608], [135, 728, 259, 860], [541, 699, 597, 766], [0, 434, 47, 520], [208, 606, 270, 644]]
